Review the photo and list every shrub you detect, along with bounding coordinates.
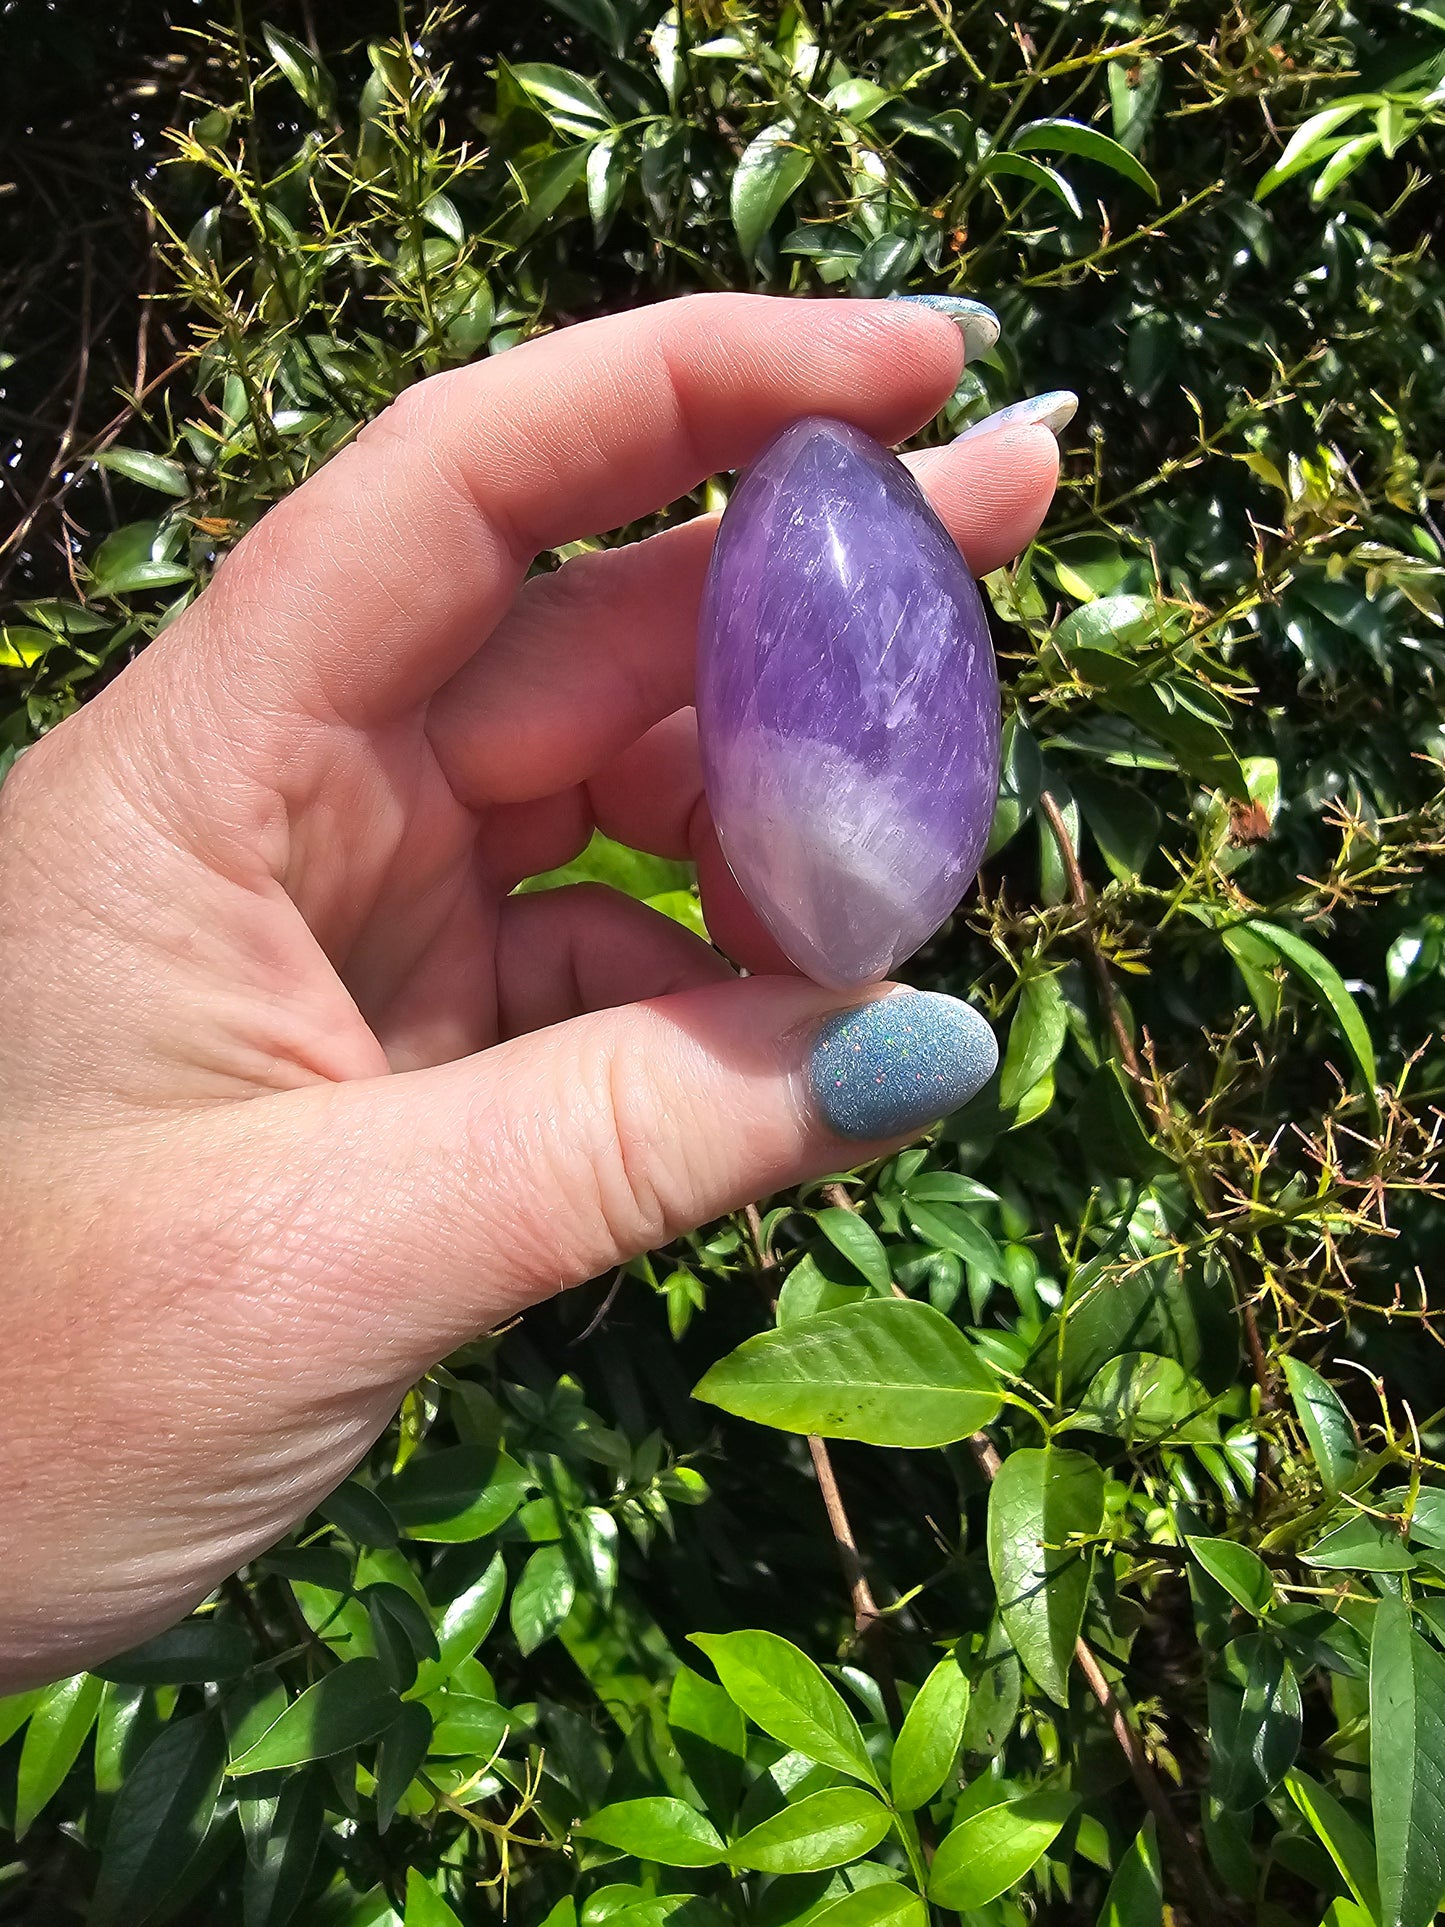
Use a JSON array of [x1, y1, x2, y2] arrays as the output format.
[[3, 3, 1445, 1923]]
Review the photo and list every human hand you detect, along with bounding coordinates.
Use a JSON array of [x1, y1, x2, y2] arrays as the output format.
[[0, 295, 1060, 1687]]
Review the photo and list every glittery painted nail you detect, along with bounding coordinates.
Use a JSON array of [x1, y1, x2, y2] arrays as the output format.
[[957, 390, 1079, 443], [890, 293, 1001, 361], [808, 990, 998, 1141]]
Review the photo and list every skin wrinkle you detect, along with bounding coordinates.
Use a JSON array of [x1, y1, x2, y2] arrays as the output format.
[[0, 296, 1062, 1686]]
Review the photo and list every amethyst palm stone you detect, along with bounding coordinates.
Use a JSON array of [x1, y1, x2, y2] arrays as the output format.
[[697, 417, 1000, 989]]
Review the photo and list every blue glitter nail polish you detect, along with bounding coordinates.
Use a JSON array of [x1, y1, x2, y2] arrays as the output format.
[[808, 991, 998, 1141], [889, 294, 1001, 361]]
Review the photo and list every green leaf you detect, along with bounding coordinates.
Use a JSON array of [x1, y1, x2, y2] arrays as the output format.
[[1241, 922, 1377, 1109], [90, 1713, 227, 1927], [1108, 56, 1163, 152], [1075, 1352, 1218, 1443], [980, 150, 1082, 216], [986, 712, 1043, 856], [262, 23, 335, 118], [891, 1654, 970, 1810], [730, 1786, 892, 1873], [1010, 116, 1159, 198], [1208, 1633, 1302, 1811], [243, 1769, 324, 1927], [669, 1664, 747, 1823], [375, 1701, 432, 1831], [409, 1549, 506, 1696], [1097, 1818, 1162, 1927], [511, 62, 613, 136], [731, 124, 814, 260], [1000, 973, 1068, 1110], [815, 1208, 892, 1292], [0, 1689, 41, 1749], [1256, 102, 1375, 198], [1282, 1357, 1361, 1498], [578, 1797, 725, 1867], [94, 1617, 253, 1683], [510, 1544, 576, 1654], [427, 1694, 509, 1756], [987, 1448, 1105, 1702], [689, 1630, 881, 1789], [808, 1891, 926, 1927], [95, 448, 189, 496], [1284, 1769, 1381, 1917], [1302, 1514, 1416, 1573], [1187, 1538, 1275, 1616], [692, 1300, 1003, 1448], [505, 142, 594, 241], [228, 1659, 399, 1774], [318, 1480, 399, 1547], [15, 1671, 104, 1837], [382, 1446, 529, 1542], [1221, 924, 1284, 1027], [902, 1200, 1006, 1279], [1371, 1594, 1445, 1927], [403, 1870, 466, 1927], [928, 1791, 1077, 1909]]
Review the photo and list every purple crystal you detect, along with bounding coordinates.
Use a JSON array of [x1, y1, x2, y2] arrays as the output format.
[[697, 417, 1001, 989]]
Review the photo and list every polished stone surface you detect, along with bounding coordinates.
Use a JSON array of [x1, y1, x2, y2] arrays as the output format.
[[697, 417, 1000, 988]]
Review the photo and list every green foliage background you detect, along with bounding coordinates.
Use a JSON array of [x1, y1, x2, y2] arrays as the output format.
[[3, 2, 1445, 1922]]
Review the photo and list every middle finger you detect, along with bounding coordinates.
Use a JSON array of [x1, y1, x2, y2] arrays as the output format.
[[428, 422, 1062, 811]]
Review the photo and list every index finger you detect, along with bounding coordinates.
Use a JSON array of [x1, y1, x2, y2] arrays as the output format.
[[179, 294, 973, 722]]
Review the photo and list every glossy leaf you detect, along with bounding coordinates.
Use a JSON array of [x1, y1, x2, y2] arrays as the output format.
[[90, 1713, 227, 1927], [243, 1769, 324, 1927], [95, 448, 188, 496], [987, 1447, 1104, 1703], [928, 1791, 1077, 1909], [1285, 1769, 1381, 1917], [1282, 1357, 1360, 1497], [510, 1544, 577, 1654], [1188, 1537, 1275, 1615], [382, 1446, 529, 1543], [95, 1618, 253, 1684], [403, 1871, 466, 1927], [731, 124, 814, 259], [578, 1797, 725, 1866], [227, 1659, 399, 1774], [410, 1550, 507, 1696], [669, 1664, 747, 1822], [1370, 1595, 1445, 1927], [15, 1671, 105, 1838], [890, 1654, 970, 1810], [375, 1701, 432, 1831], [690, 1630, 881, 1789], [1209, 1634, 1302, 1811], [1010, 116, 1159, 198], [693, 1300, 1002, 1448], [1097, 1818, 1162, 1927], [729, 1786, 892, 1873], [1000, 972, 1068, 1110], [1244, 921, 1378, 1109], [815, 1207, 892, 1291], [809, 1891, 925, 1927], [1302, 1514, 1416, 1573]]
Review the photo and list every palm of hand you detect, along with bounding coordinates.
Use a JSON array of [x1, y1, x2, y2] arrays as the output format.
[[0, 295, 1059, 1685]]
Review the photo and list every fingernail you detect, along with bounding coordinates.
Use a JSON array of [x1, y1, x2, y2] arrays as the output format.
[[891, 293, 1001, 361], [957, 390, 1079, 443], [808, 990, 998, 1141]]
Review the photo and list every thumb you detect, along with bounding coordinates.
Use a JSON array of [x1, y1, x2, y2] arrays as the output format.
[[238, 977, 997, 1372]]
